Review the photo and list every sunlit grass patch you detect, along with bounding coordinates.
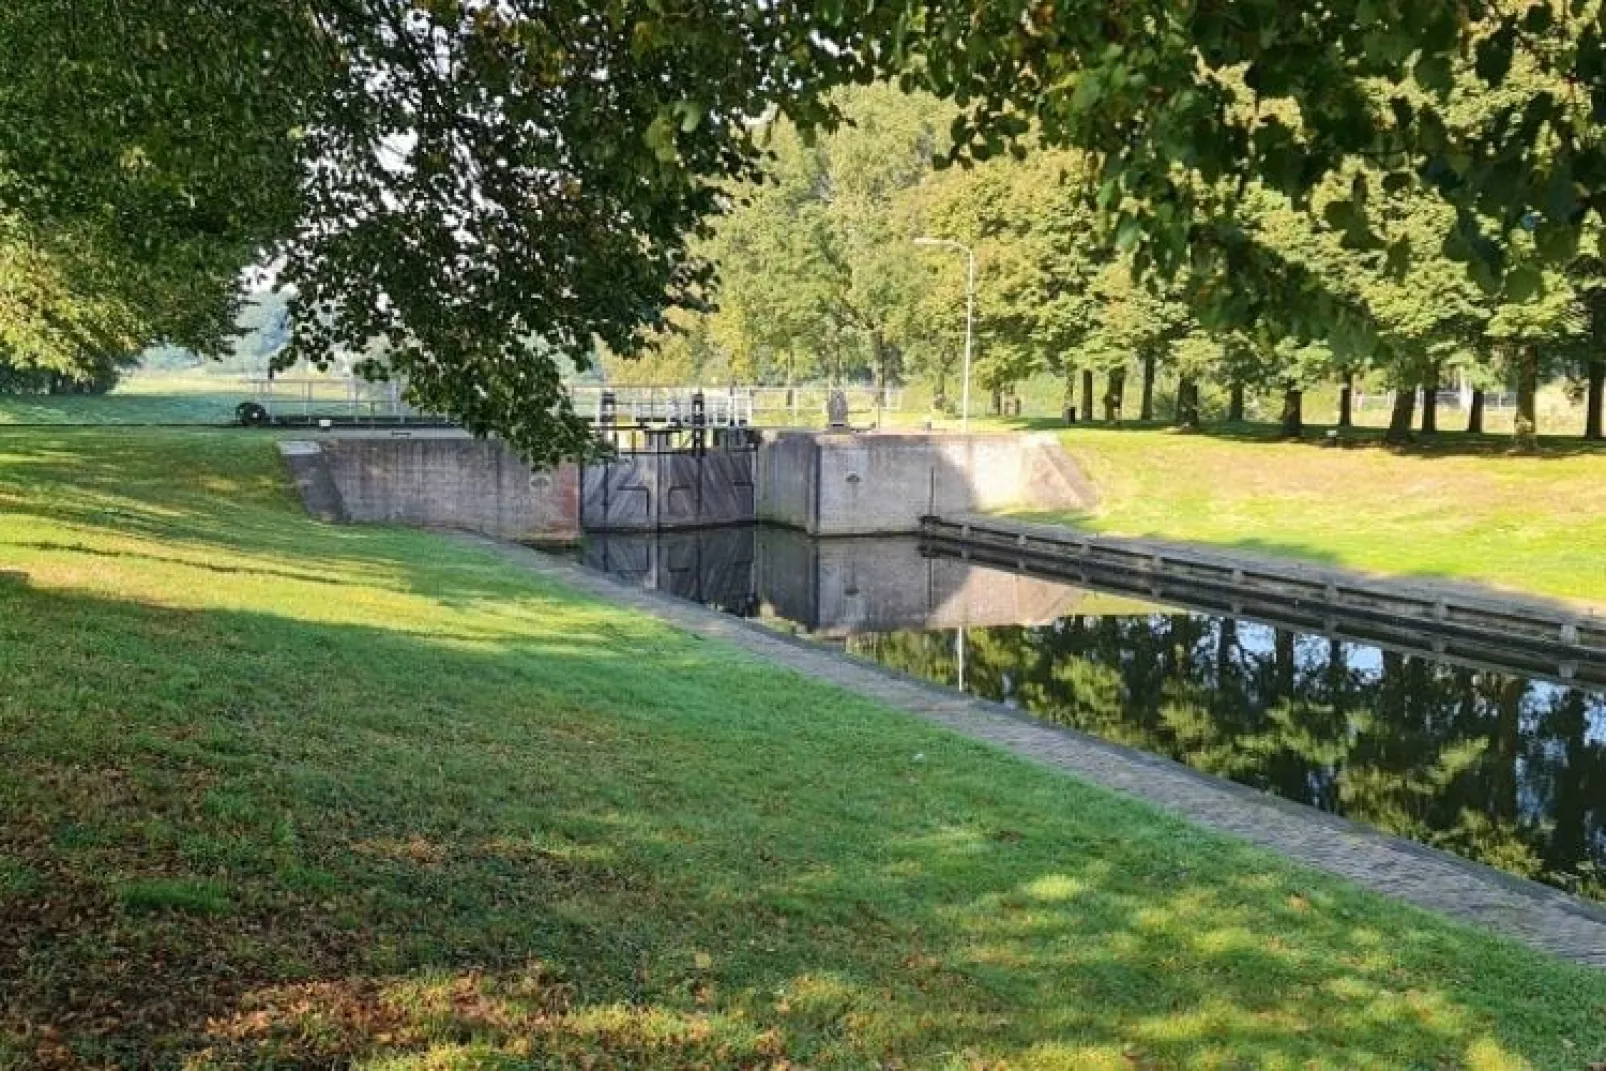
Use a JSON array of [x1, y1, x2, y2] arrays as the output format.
[[1012, 424, 1606, 607]]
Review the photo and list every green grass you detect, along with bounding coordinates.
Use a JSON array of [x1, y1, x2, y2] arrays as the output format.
[[1006, 422, 1606, 609], [2, 428, 1604, 1067], [0, 374, 248, 425], [118, 877, 235, 916]]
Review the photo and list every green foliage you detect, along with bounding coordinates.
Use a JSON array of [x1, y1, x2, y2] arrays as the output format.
[[12, 0, 1606, 451], [696, 85, 956, 391]]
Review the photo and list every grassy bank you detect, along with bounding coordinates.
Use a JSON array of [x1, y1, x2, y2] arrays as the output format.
[[0, 375, 252, 426], [2, 429, 1604, 1067], [1009, 423, 1606, 609]]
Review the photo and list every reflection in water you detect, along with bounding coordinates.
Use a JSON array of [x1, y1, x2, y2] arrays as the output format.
[[856, 617, 1606, 902], [583, 528, 1606, 902]]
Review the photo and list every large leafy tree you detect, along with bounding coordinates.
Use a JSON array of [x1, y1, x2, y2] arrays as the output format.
[[702, 84, 952, 392], [10, 1, 1606, 455], [914, 148, 1109, 414]]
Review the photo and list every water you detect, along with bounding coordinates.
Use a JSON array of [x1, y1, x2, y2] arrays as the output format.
[[581, 526, 1606, 902]]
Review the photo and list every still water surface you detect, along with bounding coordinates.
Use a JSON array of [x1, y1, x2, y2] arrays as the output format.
[[582, 526, 1606, 903]]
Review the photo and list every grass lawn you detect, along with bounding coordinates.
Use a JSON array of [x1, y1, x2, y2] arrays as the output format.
[[2, 429, 1605, 1067], [1006, 422, 1606, 610], [0, 375, 248, 426]]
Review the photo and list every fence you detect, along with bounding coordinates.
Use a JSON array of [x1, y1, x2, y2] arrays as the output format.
[[568, 384, 904, 427], [245, 376, 445, 425], [1353, 387, 1518, 413]]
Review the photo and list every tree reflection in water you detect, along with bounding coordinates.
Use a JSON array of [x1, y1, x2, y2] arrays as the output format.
[[852, 615, 1606, 903]]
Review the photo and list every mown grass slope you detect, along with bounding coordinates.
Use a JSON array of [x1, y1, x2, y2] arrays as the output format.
[[1, 429, 1603, 1068], [1013, 423, 1606, 609]]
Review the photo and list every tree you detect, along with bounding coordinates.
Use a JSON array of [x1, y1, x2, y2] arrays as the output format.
[[701, 85, 955, 397], [1487, 269, 1585, 450], [14, 1, 1606, 455], [0, 217, 244, 390], [911, 148, 1108, 414]]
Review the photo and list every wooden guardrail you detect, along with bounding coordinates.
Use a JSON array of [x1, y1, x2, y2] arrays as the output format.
[[921, 514, 1606, 683]]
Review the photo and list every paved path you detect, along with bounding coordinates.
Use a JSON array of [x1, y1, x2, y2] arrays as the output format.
[[463, 534, 1606, 969]]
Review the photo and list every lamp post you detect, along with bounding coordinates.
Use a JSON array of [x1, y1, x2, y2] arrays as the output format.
[[914, 237, 975, 433]]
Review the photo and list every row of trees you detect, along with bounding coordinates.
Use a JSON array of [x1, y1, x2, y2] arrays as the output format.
[[625, 81, 1606, 447], [13, 2, 1606, 456]]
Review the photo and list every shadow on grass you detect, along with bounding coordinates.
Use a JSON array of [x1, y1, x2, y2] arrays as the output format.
[[1005, 416, 1606, 460], [1, 570, 1600, 1067]]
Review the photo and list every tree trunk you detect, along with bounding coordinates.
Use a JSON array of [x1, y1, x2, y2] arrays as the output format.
[[1384, 386, 1416, 445], [1586, 360, 1605, 440], [1139, 352, 1156, 421], [1103, 368, 1125, 423], [1215, 618, 1238, 686], [1279, 388, 1303, 438], [1062, 370, 1077, 424], [989, 386, 1002, 416], [1466, 388, 1485, 434], [1081, 369, 1094, 423], [1514, 343, 1539, 451], [1175, 376, 1200, 429], [1338, 373, 1354, 429], [1228, 382, 1245, 422], [1419, 362, 1439, 434]]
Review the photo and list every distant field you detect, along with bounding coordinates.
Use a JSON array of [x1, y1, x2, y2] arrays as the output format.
[[0, 372, 410, 427], [0, 374, 249, 426], [1011, 423, 1606, 609]]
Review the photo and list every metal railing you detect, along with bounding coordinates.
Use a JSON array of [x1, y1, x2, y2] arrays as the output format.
[[239, 377, 905, 429], [1354, 388, 1518, 412], [568, 384, 904, 427], [245, 376, 445, 424]]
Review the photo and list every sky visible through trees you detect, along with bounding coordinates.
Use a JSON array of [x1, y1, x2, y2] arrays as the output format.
[[7, 3, 1606, 453]]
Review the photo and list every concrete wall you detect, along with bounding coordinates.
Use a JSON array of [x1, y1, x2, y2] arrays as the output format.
[[281, 435, 580, 542], [280, 429, 1089, 542], [757, 431, 1093, 536], [754, 433, 817, 531]]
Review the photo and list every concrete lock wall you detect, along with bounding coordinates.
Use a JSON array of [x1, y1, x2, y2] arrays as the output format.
[[757, 431, 1093, 536], [752, 433, 817, 531], [281, 435, 580, 542], [282, 429, 1090, 540]]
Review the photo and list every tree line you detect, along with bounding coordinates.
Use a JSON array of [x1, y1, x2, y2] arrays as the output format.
[[9, 2, 1606, 457], [623, 81, 1606, 448]]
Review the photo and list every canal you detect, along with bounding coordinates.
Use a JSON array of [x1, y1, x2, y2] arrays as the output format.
[[581, 526, 1606, 905]]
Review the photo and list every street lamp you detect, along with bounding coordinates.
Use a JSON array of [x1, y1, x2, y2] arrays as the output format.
[[913, 236, 976, 433]]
